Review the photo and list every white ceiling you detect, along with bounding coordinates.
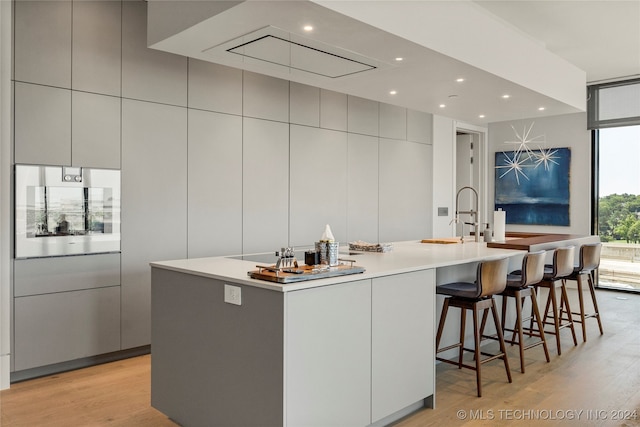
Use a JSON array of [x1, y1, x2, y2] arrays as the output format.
[[474, 0, 640, 85], [148, 0, 640, 126]]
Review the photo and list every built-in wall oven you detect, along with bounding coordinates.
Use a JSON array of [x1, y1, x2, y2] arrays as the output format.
[[15, 165, 121, 259]]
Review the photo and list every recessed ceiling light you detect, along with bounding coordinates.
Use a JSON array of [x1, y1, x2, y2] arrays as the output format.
[[456, 78, 465, 83], [439, 104, 446, 108], [502, 94, 510, 99], [303, 25, 313, 32], [479, 114, 485, 118], [538, 107, 545, 111], [389, 90, 397, 95], [395, 57, 403, 62]]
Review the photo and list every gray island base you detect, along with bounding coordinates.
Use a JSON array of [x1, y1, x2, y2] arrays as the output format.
[[151, 240, 595, 426]]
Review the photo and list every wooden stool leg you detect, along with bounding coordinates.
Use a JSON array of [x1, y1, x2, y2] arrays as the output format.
[[514, 289, 526, 373], [588, 273, 604, 335], [490, 298, 512, 384], [513, 294, 526, 344], [501, 295, 508, 335], [576, 274, 587, 342], [479, 305, 490, 339], [560, 283, 578, 347], [547, 283, 562, 355], [472, 304, 482, 397], [542, 286, 553, 328], [436, 298, 450, 352], [530, 287, 551, 363], [459, 306, 467, 369]]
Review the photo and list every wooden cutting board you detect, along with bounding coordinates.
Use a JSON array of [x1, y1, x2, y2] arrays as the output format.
[[248, 264, 366, 284], [420, 238, 461, 244]]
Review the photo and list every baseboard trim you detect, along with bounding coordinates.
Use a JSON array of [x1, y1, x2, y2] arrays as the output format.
[[10, 345, 150, 383]]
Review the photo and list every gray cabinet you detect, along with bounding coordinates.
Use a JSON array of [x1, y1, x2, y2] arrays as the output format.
[[290, 82, 320, 127], [14, 286, 120, 371], [283, 271, 436, 425], [15, 84, 120, 168], [348, 95, 379, 136], [121, 99, 187, 349], [12, 254, 121, 372], [187, 109, 242, 258], [289, 125, 348, 246], [122, 0, 187, 106], [14, 253, 120, 297], [347, 133, 379, 243], [407, 110, 432, 144], [242, 71, 289, 122], [14, 82, 71, 166], [188, 59, 242, 115], [72, 91, 121, 169], [285, 280, 372, 427], [371, 270, 435, 422], [14, 0, 71, 88], [320, 89, 347, 131], [379, 139, 432, 242], [242, 118, 289, 253], [380, 103, 407, 140], [72, 0, 122, 96]]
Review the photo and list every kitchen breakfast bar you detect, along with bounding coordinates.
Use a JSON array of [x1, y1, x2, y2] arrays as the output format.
[[149, 236, 598, 427]]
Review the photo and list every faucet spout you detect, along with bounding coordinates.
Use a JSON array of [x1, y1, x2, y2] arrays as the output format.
[[454, 186, 480, 243]]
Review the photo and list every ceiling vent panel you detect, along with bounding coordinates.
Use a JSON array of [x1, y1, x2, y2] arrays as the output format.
[[203, 26, 387, 78]]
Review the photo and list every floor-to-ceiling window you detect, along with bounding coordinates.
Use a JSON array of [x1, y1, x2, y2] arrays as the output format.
[[597, 125, 640, 291], [590, 79, 640, 292]]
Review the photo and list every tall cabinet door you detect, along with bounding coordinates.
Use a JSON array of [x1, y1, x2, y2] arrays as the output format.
[[242, 118, 289, 254], [72, 0, 121, 96], [121, 99, 187, 349], [379, 139, 432, 242], [14, 83, 71, 166], [187, 110, 242, 258], [371, 269, 435, 422], [14, 0, 71, 88], [285, 280, 372, 427]]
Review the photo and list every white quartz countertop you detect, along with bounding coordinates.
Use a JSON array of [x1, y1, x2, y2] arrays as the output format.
[[150, 240, 524, 292]]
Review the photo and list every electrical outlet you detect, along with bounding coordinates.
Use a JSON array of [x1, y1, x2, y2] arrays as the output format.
[[224, 284, 242, 306]]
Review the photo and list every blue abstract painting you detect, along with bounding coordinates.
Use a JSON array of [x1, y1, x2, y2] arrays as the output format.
[[494, 147, 571, 226]]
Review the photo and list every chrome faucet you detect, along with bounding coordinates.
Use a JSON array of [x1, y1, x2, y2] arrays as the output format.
[[453, 186, 480, 243]]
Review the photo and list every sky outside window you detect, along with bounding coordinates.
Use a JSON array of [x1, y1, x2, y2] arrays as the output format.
[[599, 125, 640, 197]]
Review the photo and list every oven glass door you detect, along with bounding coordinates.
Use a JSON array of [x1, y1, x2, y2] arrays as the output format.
[[15, 165, 121, 258]]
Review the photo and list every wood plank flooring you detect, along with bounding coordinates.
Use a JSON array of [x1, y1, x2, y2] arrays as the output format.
[[1, 289, 639, 427]]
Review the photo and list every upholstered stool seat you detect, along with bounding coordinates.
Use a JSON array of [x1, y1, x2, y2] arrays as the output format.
[[436, 281, 485, 299], [435, 257, 512, 397], [561, 243, 604, 342], [484, 251, 550, 373]]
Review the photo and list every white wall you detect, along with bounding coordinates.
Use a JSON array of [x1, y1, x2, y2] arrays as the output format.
[[488, 113, 591, 235]]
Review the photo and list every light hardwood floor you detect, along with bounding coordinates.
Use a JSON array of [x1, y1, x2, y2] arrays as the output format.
[[1, 288, 639, 427]]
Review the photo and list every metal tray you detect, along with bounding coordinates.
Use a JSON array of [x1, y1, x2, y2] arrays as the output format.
[[248, 263, 365, 284]]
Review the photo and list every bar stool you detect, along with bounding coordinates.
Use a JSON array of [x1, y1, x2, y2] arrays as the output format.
[[435, 257, 512, 397], [561, 243, 604, 342], [534, 246, 578, 355], [488, 251, 550, 373]]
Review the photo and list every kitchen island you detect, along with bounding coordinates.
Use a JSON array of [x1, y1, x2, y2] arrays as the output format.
[[150, 241, 526, 427]]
